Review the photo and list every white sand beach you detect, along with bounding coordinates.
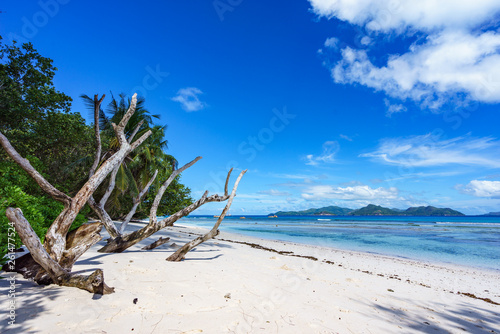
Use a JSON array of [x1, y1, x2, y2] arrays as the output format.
[[1, 222, 499, 334]]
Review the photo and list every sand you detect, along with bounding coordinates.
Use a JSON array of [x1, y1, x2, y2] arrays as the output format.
[[1, 222, 499, 334]]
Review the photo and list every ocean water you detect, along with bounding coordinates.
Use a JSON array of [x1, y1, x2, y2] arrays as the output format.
[[176, 215, 500, 271]]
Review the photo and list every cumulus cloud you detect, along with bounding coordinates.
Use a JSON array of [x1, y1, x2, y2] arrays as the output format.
[[302, 184, 398, 201], [172, 87, 207, 112], [310, 0, 500, 108], [309, 0, 500, 32], [459, 180, 500, 198], [361, 134, 500, 168], [305, 141, 340, 166], [332, 32, 500, 107]]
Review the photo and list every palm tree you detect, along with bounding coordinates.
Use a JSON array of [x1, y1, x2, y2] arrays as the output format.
[[80, 93, 178, 218]]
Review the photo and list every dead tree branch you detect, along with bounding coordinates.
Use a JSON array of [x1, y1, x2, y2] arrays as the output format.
[[166, 169, 247, 261], [0, 132, 72, 206], [120, 169, 159, 234], [141, 237, 170, 250], [98, 157, 246, 253], [87, 98, 148, 239]]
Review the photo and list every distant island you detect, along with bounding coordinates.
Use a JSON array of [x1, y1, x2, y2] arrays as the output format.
[[480, 211, 500, 216], [272, 204, 465, 217]]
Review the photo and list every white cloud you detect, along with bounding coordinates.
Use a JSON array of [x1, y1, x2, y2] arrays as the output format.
[[302, 184, 398, 201], [309, 0, 500, 33], [360, 36, 371, 46], [460, 180, 500, 198], [310, 0, 500, 108], [361, 134, 500, 168], [172, 87, 207, 112], [324, 37, 339, 49], [305, 141, 340, 166], [332, 32, 500, 107], [384, 98, 406, 117], [339, 134, 353, 141]]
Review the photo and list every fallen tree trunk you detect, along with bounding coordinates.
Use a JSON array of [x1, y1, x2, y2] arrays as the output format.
[[5, 208, 114, 294], [3, 222, 103, 282]]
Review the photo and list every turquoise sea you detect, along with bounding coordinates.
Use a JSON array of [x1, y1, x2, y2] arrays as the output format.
[[177, 215, 500, 271]]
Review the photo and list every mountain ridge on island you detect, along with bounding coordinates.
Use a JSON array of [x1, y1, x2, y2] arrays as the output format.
[[271, 204, 465, 217]]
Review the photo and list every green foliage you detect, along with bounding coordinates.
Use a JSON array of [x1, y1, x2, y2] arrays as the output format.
[[349, 204, 398, 216], [81, 93, 193, 220], [403, 206, 465, 216], [349, 204, 465, 216], [0, 160, 87, 262], [0, 38, 194, 263], [0, 37, 72, 155], [138, 176, 193, 218], [0, 38, 91, 262]]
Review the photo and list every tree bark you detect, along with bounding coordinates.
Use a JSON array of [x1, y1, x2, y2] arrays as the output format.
[[167, 169, 246, 261]]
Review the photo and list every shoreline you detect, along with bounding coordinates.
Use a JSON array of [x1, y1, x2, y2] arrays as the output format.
[[176, 219, 500, 273], [1, 222, 499, 333]]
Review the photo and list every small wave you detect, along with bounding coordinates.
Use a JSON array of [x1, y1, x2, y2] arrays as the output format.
[[317, 219, 331, 221]]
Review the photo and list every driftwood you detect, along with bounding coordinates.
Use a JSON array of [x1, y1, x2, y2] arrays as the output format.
[[98, 157, 203, 252], [167, 169, 247, 261], [141, 237, 170, 250], [87, 97, 146, 239], [99, 167, 246, 255], [0, 93, 148, 293], [6, 208, 114, 294], [2, 91, 247, 293]]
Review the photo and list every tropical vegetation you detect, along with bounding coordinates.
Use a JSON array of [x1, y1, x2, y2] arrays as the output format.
[[0, 37, 192, 261]]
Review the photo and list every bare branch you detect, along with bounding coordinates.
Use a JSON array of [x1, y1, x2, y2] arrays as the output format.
[[167, 169, 247, 261], [149, 156, 202, 224], [45, 93, 150, 261], [120, 169, 159, 234], [99, 164, 120, 208], [224, 168, 233, 196], [87, 96, 151, 240], [88, 196, 120, 239], [128, 119, 144, 143], [113, 93, 137, 145], [0, 132, 72, 206], [130, 130, 152, 151], [141, 237, 170, 250]]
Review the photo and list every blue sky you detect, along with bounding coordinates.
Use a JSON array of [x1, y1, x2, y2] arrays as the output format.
[[3, 0, 500, 215]]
